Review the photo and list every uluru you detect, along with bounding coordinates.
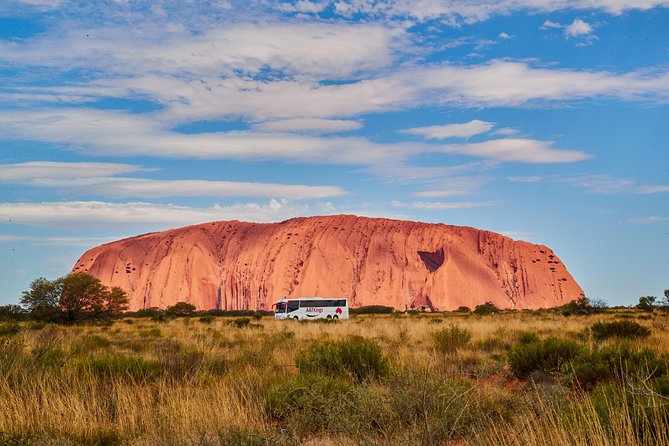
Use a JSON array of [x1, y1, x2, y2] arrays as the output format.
[[71, 215, 583, 311]]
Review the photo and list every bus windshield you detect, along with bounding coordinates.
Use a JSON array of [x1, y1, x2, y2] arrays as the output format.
[[275, 302, 286, 313]]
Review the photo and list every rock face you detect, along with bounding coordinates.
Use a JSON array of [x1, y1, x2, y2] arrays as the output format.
[[72, 215, 584, 311]]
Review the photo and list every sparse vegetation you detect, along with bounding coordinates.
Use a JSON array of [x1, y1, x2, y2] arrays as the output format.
[[0, 310, 668, 445]]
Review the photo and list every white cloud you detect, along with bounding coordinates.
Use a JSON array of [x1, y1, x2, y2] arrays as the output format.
[[565, 18, 594, 37], [0, 22, 403, 80], [442, 138, 591, 163], [499, 32, 513, 39], [635, 185, 669, 194], [541, 20, 563, 29], [492, 127, 519, 136], [629, 216, 669, 224], [0, 200, 340, 229], [0, 234, 122, 247], [403, 120, 494, 139], [0, 109, 421, 165], [391, 200, 500, 210], [507, 176, 544, 182], [252, 118, 363, 133], [0, 161, 151, 181], [331, 0, 669, 24], [509, 174, 669, 194], [0, 162, 347, 199]]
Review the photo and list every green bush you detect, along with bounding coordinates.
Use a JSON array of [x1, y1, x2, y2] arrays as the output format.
[[473, 302, 499, 315], [265, 374, 352, 435], [454, 306, 471, 313], [198, 315, 215, 324], [350, 305, 394, 315], [79, 354, 161, 381], [508, 337, 584, 378], [591, 320, 651, 341], [228, 317, 251, 328], [0, 323, 21, 337], [296, 336, 388, 382], [432, 324, 472, 354]]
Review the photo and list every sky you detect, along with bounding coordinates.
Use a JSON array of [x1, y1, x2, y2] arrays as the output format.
[[0, 0, 667, 307]]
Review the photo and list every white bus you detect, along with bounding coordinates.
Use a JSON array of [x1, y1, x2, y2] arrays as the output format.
[[273, 297, 349, 321]]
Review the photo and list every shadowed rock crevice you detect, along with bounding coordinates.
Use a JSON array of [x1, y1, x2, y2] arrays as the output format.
[[418, 248, 445, 273]]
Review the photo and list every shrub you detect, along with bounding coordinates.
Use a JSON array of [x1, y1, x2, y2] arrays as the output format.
[[508, 337, 584, 378], [165, 302, 196, 317], [199, 315, 215, 324], [79, 353, 161, 381], [454, 306, 471, 313], [350, 305, 394, 315], [591, 320, 651, 341], [296, 336, 388, 382], [228, 317, 251, 328], [0, 323, 21, 337], [474, 302, 499, 315], [155, 339, 203, 381], [265, 374, 352, 435], [432, 324, 472, 354]]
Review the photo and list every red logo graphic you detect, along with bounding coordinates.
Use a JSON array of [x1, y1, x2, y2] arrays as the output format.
[[336, 307, 342, 314]]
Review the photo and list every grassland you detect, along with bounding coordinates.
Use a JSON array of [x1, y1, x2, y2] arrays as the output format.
[[1, 310, 669, 445]]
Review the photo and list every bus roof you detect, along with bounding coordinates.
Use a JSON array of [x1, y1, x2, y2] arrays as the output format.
[[275, 297, 347, 302]]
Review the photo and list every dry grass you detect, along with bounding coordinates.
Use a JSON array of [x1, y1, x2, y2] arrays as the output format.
[[0, 311, 668, 445]]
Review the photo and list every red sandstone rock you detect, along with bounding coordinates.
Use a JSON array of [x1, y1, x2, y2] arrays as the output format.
[[71, 215, 584, 311]]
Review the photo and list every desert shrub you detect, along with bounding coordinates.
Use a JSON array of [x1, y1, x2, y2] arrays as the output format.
[[155, 339, 203, 381], [473, 336, 510, 353], [517, 331, 540, 345], [432, 324, 472, 354], [389, 371, 478, 442], [26, 322, 47, 331], [0, 323, 21, 337], [79, 353, 161, 381], [140, 327, 162, 338], [296, 336, 388, 382], [569, 343, 668, 390], [473, 302, 499, 315], [204, 357, 229, 377], [350, 305, 394, 315], [199, 315, 215, 324], [591, 320, 651, 341], [228, 317, 251, 328], [79, 334, 112, 351], [508, 337, 584, 378], [454, 306, 471, 313], [265, 373, 352, 435], [165, 302, 196, 317]]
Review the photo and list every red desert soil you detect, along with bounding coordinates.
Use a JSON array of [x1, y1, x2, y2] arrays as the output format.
[[72, 215, 583, 311]]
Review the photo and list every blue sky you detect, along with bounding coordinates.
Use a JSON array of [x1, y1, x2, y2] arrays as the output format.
[[0, 0, 667, 307]]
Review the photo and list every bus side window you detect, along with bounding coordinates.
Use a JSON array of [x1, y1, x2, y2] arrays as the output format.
[[336, 299, 346, 307], [287, 301, 299, 312]]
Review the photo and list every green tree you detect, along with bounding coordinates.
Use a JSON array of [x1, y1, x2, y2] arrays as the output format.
[[59, 272, 129, 323], [166, 301, 196, 317], [473, 301, 499, 315], [636, 295, 656, 312], [19, 277, 63, 321], [104, 286, 129, 314]]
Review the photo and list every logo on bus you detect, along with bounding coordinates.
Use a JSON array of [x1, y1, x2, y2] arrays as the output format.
[[306, 307, 323, 313]]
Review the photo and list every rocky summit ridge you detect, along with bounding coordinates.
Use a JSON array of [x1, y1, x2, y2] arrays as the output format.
[[72, 215, 584, 311]]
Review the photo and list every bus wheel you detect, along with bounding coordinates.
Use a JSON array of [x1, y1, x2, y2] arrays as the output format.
[[327, 315, 332, 320], [293, 316, 299, 321], [333, 315, 339, 320]]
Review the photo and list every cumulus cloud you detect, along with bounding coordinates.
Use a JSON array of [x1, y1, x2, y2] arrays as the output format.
[[499, 32, 513, 39], [403, 120, 494, 139], [565, 18, 594, 37]]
